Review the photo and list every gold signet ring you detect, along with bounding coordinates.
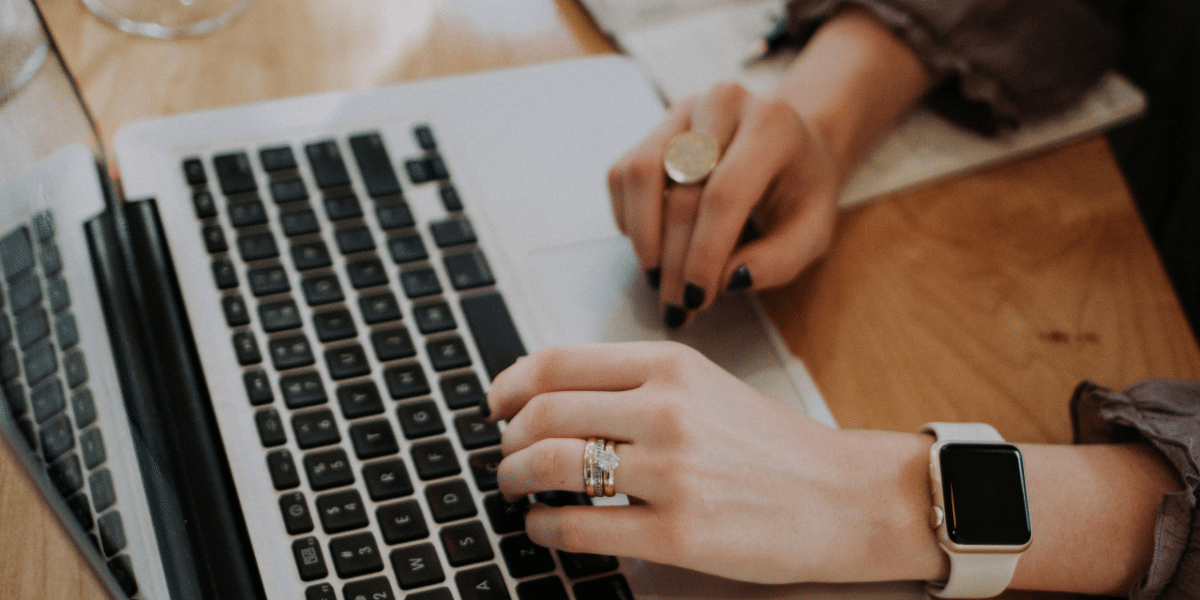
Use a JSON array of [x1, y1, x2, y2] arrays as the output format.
[[664, 131, 720, 185]]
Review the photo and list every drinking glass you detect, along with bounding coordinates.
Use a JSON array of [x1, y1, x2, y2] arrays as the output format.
[[81, 0, 252, 39]]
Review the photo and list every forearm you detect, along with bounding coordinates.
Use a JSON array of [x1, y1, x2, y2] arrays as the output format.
[[772, 7, 938, 184]]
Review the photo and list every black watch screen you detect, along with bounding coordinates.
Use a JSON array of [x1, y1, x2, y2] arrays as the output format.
[[939, 443, 1031, 546]]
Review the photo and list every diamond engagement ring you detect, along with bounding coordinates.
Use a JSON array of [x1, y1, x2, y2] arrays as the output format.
[[664, 131, 720, 185], [584, 437, 620, 497], [598, 440, 619, 497]]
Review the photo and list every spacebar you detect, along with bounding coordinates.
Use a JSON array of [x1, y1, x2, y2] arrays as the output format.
[[460, 291, 527, 381]]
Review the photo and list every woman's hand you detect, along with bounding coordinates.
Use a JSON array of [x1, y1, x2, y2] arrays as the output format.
[[607, 83, 839, 329], [484, 341, 944, 584]]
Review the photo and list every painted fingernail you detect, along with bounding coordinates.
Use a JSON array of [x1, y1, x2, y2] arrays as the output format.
[[683, 282, 705, 310], [664, 305, 687, 329], [727, 265, 753, 292], [478, 396, 492, 419], [645, 268, 661, 290]]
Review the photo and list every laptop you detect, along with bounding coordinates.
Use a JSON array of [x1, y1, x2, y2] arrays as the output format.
[[0, 2, 923, 599]]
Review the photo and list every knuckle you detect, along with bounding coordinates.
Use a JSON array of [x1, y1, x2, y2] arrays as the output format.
[[528, 442, 569, 485], [707, 81, 747, 110]]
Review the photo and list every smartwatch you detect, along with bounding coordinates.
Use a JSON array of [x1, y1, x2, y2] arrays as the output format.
[[921, 422, 1031, 599]]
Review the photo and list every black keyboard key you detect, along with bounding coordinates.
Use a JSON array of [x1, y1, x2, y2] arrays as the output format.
[[306, 141, 352, 189], [33, 211, 54, 237], [371, 326, 415, 362], [377, 499, 427, 544], [228, 199, 268, 228], [440, 372, 484, 410], [430, 217, 476, 248], [71, 388, 96, 428], [40, 413, 74, 462], [517, 577, 568, 600], [383, 363, 429, 400], [232, 331, 263, 365], [349, 133, 403, 198], [326, 344, 370, 380], [414, 125, 437, 151], [347, 258, 389, 289], [79, 427, 106, 469], [279, 491, 314, 534], [469, 450, 502, 492], [414, 301, 456, 334], [405, 158, 435, 184], [46, 276, 70, 313], [39, 242, 62, 276], [304, 448, 355, 490], [461, 292, 527, 381], [259, 146, 297, 172], [293, 409, 341, 449], [427, 336, 471, 371], [4, 380, 26, 418], [269, 334, 315, 370], [343, 577, 396, 600], [573, 575, 634, 600], [305, 583, 336, 600], [348, 419, 400, 459], [30, 378, 65, 424], [400, 267, 441, 299], [221, 295, 251, 327], [337, 381, 384, 419], [324, 192, 363, 221], [89, 469, 116, 512], [455, 414, 501, 450], [212, 259, 239, 289], [0, 226, 34, 280], [484, 493, 528, 535], [376, 202, 414, 230], [280, 371, 326, 408], [202, 225, 228, 254], [193, 190, 217, 218], [409, 587, 453, 600], [558, 551, 620, 578], [213, 152, 258, 195], [259, 298, 302, 332], [301, 273, 344, 306], [62, 350, 88, 389], [16, 307, 50, 349], [66, 493, 94, 530], [182, 157, 207, 186], [411, 438, 460, 480], [336, 226, 376, 255], [534, 491, 590, 507], [248, 265, 290, 296], [291, 240, 332, 271], [396, 399, 445, 440], [270, 177, 309, 204], [363, 458, 414, 502], [255, 407, 287, 447], [8, 272, 41, 313], [1, 346, 17, 382], [387, 233, 427, 264], [238, 232, 279, 262], [49, 452, 84, 496], [267, 449, 301, 490], [501, 534, 555, 578], [439, 184, 463, 212], [108, 554, 139, 597], [390, 543, 445, 590], [445, 249, 495, 291], [244, 370, 274, 405], [24, 342, 57, 387], [426, 479, 476, 523], [97, 510, 128, 557], [329, 531, 384, 578], [313, 308, 357, 342], [280, 206, 320, 236], [292, 536, 329, 581], [316, 489, 369, 534], [455, 564, 509, 600], [359, 292, 402, 324], [428, 155, 450, 180]]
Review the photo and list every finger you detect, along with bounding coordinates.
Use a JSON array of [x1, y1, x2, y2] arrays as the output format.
[[524, 503, 666, 560], [486, 342, 663, 422], [498, 438, 654, 501], [499, 389, 657, 455], [723, 192, 837, 292], [657, 182, 702, 328]]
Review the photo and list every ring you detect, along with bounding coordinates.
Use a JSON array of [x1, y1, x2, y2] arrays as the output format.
[[583, 437, 620, 497], [664, 131, 720, 185], [599, 440, 618, 497], [583, 438, 600, 497]]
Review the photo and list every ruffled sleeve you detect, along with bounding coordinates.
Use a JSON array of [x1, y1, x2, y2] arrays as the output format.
[[785, 0, 1120, 134], [1071, 379, 1200, 600]]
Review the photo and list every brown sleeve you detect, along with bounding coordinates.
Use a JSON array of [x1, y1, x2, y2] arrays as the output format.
[[1071, 379, 1200, 600], [785, 0, 1120, 134]]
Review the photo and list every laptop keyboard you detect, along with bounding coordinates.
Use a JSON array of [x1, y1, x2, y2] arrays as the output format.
[[184, 125, 633, 600], [0, 212, 141, 596]]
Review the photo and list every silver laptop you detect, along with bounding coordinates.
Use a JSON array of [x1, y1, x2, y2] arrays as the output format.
[[0, 1, 922, 599]]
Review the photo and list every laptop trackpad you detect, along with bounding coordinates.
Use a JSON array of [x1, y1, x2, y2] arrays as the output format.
[[526, 237, 811, 412]]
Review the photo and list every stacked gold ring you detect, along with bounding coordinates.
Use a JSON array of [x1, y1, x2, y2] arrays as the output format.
[[583, 437, 619, 498]]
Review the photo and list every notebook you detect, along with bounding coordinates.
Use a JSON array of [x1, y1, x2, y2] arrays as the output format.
[[0, 2, 922, 599]]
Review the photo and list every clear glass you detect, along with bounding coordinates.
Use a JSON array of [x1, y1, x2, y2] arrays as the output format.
[[0, 0, 47, 104], [81, 0, 252, 39]]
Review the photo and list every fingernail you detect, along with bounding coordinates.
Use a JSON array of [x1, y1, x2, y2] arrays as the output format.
[[478, 396, 492, 419], [645, 268, 661, 290], [727, 266, 753, 292], [683, 282, 705, 310], [664, 305, 686, 329]]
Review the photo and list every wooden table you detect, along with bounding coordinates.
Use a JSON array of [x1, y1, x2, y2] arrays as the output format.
[[4, 0, 1198, 598]]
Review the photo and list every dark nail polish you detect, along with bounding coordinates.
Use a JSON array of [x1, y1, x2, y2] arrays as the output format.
[[727, 266, 753, 292], [664, 305, 687, 329], [478, 396, 492, 419], [683, 282, 705, 310], [645, 268, 661, 290]]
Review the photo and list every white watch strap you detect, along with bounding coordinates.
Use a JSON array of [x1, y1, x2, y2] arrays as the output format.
[[921, 422, 1019, 599]]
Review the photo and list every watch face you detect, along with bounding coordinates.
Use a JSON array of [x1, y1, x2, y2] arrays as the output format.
[[939, 443, 1031, 546]]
